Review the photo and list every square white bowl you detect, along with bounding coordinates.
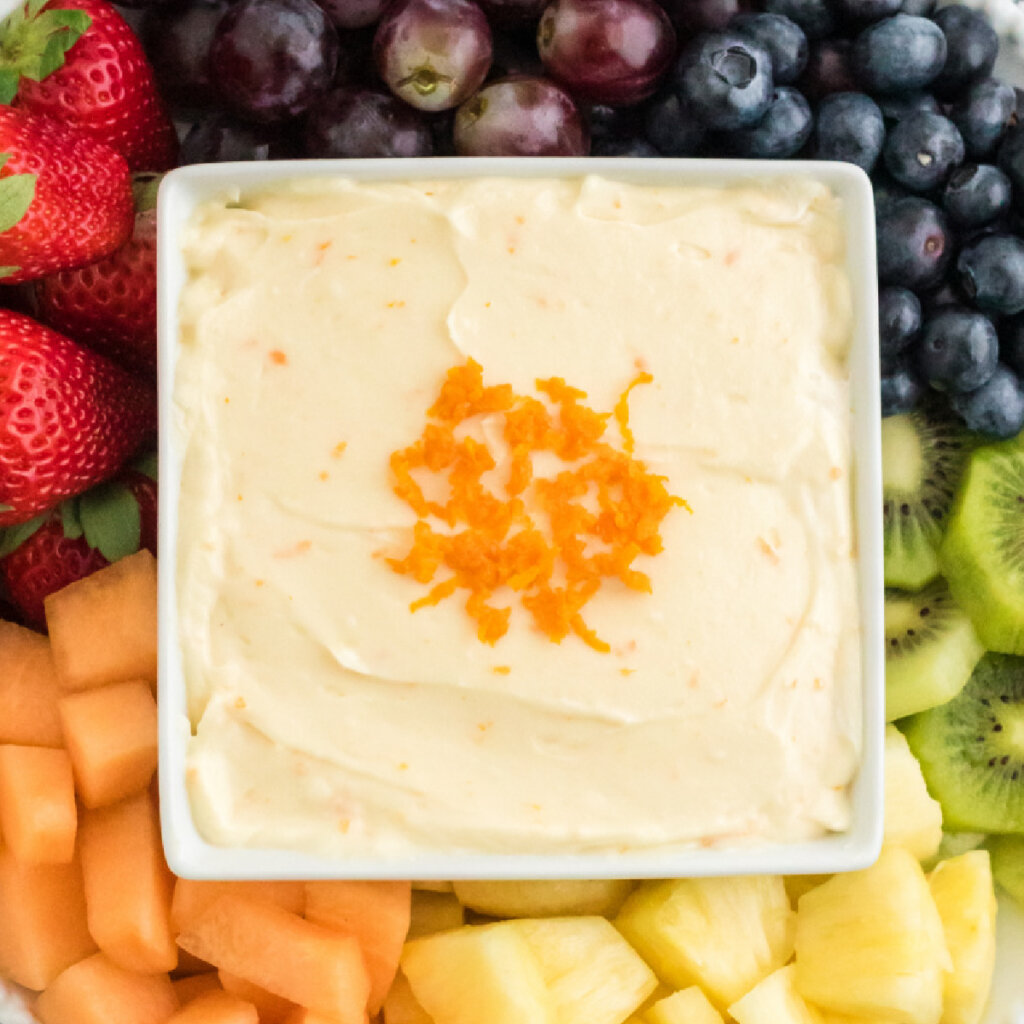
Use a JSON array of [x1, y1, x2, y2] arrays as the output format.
[[158, 157, 883, 881]]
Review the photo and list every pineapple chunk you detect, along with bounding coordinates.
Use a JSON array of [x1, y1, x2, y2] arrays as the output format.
[[615, 875, 794, 1008], [510, 916, 658, 1024], [412, 881, 454, 893], [644, 987, 723, 1024], [885, 726, 944, 863], [452, 880, 633, 918], [784, 876, 831, 904], [728, 966, 823, 1024], [384, 971, 435, 1024], [794, 846, 950, 1024], [408, 892, 465, 940], [928, 850, 997, 1024], [923, 834, 988, 873], [401, 923, 555, 1024]]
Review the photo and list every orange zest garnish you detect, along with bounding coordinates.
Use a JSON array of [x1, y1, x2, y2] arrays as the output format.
[[386, 359, 685, 651]]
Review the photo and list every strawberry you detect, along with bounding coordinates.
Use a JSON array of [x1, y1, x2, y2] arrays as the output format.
[[0, 309, 155, 528], [1, 0, 178, 171], [33, 173, 158, 377], [0, 105, 134, 283], [0, 457, 156, 629]]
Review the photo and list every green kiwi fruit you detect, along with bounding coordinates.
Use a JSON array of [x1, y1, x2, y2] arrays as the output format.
[[921, 831, 988, 872], [902, 652, 1024, 834], [885, 578, 985, 722], [883, 405, 975, 591], [986, 835, 1024, 909], [939, 439, 1024, 655]]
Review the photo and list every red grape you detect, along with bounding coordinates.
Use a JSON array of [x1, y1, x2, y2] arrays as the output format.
[[144, 0, 230, 110], [454, 74, 589, 154], [304, 86, 435, 155], [374, 0, 493, 111], [537, 0, 675, 106]]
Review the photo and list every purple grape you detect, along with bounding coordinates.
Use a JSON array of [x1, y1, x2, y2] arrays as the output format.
[[144, 0, 230, 110], [477, 0, 547, 29], [454, 74, 588, 154], [304, 86, 435, 156], [374, 0, 493, 111], [179, 116, 283, 163], [659, 0, 751, 35], [314, 0, 388, 29], [210, 0, 340, 122], [537, 0, 675, 106]]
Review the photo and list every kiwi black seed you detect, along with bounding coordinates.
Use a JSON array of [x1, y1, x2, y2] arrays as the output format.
[[884, 578, 985, 721], [882, 402, 975, 591], [939, 437, 1024, 655], [903, 652, 1024, 834]]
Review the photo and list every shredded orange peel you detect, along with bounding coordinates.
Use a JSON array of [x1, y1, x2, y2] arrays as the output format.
[[386, 359, 688, 652]]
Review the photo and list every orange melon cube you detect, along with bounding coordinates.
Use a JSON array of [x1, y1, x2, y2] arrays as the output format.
[[281, 1010, 370, 1024], [217, 971, 295, 1024], [171, 881, 305, 934], [45, 551, 158, 692], [0, 844, 96, 990], [174, 974, 222, 1004], [36, 953, 177, 1024], [169, 991, 259, 1024], [58, 680, 158, 808], [176, 949, 216, 976], [80, 790, 177, 973], [305, 881, 411, 1013], [0, 621, 63, 747], [177, 895, 370, 1022], [0, 745, 76, 864]]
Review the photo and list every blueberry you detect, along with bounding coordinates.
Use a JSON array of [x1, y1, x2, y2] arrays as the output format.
[[836, 0, 901, 23], [942, 164, 1012, 228], [879, 285, 922, 359], [920, 279, 965, 317], [951, 363, 1024, 437], [877, 196, 951, 289], [899, 0, 936, 13], [722, 86, 812, 158], [1000, 314, 1024, 375], [932, 5, 998, 98], [877, 91, 940, 124], [996, 124, 1024, 196], [763, 0, 836, 40], [815, 91, 885, 173], [643, 90, 707, 155], [873, 172, 912, 217], [883, 112, 965, 193], [730, 13, 808, 86], [881, 360, 925, 415], [852, 14, 946, 95], [916, 306, 999, 393], [586, 103, 643, 143], [800, 38, 857, 101], [957, 234, 1024, 315], [591, 135, 659, 156], [949, 78, 1016, 160], [674, 32, 773, 131]]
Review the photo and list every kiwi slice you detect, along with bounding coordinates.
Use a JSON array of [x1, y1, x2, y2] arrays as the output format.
[[902, 652, 1024, 834], [885, 578, 986, 722], [883, 405, 975, 590], [921, 831, 988, 872], [987, 835, 1024, 909], [939, 439, 1024, 655]]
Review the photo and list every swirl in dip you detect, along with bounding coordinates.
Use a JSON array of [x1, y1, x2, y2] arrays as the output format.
[[175, 175, 861, 858]]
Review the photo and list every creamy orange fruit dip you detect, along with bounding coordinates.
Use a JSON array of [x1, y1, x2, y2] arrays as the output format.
[[175, 175, 861, 858]]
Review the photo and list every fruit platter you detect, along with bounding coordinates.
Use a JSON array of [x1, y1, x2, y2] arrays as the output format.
[[2, 0, 1024, 1021]]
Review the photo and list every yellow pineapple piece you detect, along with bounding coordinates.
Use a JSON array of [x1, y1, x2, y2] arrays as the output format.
[[510, 916, 658, 1024], [615, 875, 794, 1008], [384, 971, 435, 1024], [784, 876, 831, 903], [453, 880, 633, 918], [928, 850, 997, 1024], [401, 923, 554, 1024], [644, 986, 723, 1024], [407, 891, 465, 939], [794, 846, 950, 1024], [885, 726, 943, 863], [729, 966, 823, 1024], [412, 881, 454, 893]]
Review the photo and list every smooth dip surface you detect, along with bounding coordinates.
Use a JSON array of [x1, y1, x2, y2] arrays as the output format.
[[175, 175, 862, 858]]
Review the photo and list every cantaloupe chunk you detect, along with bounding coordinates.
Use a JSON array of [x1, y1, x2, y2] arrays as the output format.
[[58, 680, 158, 808], [177, 949, 216, 976], [218, 972, 295, 1024], [281, 1009, 370, 1024], [0, 844, 96, 989], [0, 744, 76, 863], [177, 895, 370, 1022], [168, 991, 259, 1024], [35, 952, 177, 1024], [45, 551, 158, 692], [0, 621, 63, 747], [174, 974, 222, 1004], [80, 790, 177, 973], [305, 880, 411, 1013], [172, 881, 305, 934]]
